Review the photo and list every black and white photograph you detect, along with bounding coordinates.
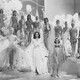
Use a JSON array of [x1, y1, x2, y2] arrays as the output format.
[[0, 0, 80, 80]]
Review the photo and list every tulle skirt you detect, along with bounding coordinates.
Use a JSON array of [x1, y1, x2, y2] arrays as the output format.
[[9, 44, 32, 71], [33, 44, 49, 74], [24, 42, 34, 72]]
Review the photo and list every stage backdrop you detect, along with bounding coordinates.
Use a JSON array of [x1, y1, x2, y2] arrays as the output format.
[[75, 0, 80, 13], [20, 0, 44, 20], [45, 0, 74, 21]]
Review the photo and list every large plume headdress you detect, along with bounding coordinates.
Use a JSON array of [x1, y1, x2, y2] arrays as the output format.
[[66, 14, 73, 29]]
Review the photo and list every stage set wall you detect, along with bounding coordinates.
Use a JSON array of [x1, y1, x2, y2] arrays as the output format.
[[75, 0, 80, 13], [45, 0, 74, 21]]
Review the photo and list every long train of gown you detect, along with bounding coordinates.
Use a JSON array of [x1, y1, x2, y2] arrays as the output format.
[[24, 40, 34, 72], [12, 44, 32, 71]]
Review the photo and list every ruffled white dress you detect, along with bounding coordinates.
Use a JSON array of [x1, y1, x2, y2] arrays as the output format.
[[32, 29, 49, 74], [24, 39, 34, 72]]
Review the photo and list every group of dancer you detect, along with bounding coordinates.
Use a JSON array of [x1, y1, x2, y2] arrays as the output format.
[[0, 9, 51, 75], [49, 13, 80, 77], [0, 8, 80, 78]]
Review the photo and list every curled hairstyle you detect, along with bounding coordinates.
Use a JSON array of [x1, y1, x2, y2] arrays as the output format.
[[0, 9, 3, 14], [12, 10, 17, 16], [33, 31, 40, 39], [46, 18, 49, 22], [44, 18, 49, 24], [56, 20, 60, 24], [27, 14, 31, 20]]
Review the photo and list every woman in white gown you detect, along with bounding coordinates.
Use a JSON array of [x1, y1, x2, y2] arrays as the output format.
[[32, 28, 49, 75]]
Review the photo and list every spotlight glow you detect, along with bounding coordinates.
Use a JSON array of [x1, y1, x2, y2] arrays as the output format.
[[8, 0, 22, 11], [26, 4, 32, 14]]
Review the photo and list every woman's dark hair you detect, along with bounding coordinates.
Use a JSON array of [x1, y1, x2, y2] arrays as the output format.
[[0, 9, 3, 14], [56, 20, 60, 24], [33, 31, 40, 39], [12, 10, 17, 16], [44, 18, 49, 24], [27, 14, 31, 20]]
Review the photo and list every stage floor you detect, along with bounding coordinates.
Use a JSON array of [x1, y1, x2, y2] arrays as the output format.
[[0, 58, 80, 80], [0, 71, 78, 80]]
